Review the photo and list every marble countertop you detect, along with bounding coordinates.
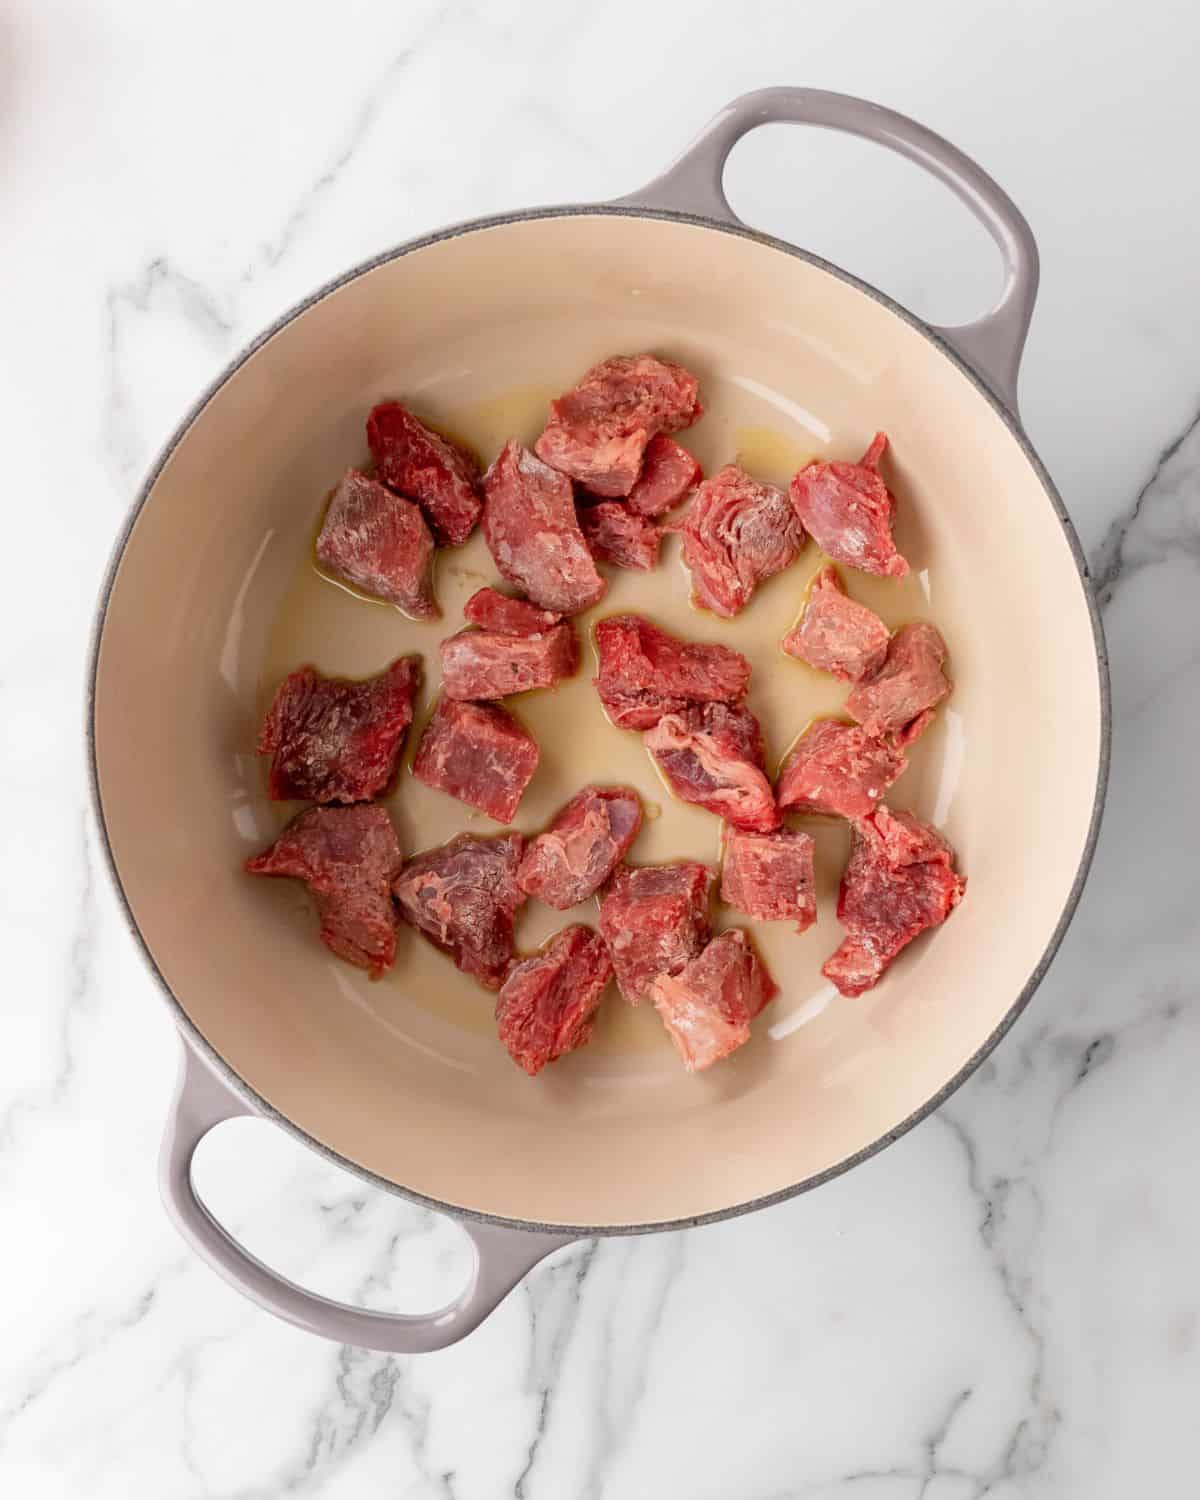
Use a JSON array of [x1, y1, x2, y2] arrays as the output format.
[[4, 1, 1199, 1495]]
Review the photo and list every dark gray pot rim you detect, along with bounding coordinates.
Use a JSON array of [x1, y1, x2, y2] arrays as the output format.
[[85, 203, 1112, 1238]]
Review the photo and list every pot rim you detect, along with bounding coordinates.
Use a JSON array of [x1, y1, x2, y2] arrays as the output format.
[[85, 202, 1112, 1237]]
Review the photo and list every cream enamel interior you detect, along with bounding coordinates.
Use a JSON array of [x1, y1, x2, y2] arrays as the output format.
[[93, 213, 1103, 1229]]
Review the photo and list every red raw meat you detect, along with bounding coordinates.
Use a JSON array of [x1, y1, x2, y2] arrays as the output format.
[[626, 434, 702, 517], [463, 587, 561, 637], [535, 354, 703, 497], [482, 439, 607, 615], [678, 464, 805, 618], [518, 785, 643, 909], [789, 433, 909, 578], [257, 657, 419, 804], [316, 469, 438, 619], [720, 827, 817, 933], [579, 503, 663, 571], [593, 614, 751, 730], [781, 565, 890, 682], [412, 696, 539, 823], [366, 401, 482, 545], [645, 702, 780, 833], [245, 804, 402, 979], [393, 832, 525, 989], [845, 622, 951, 739], [440, 623, 577, 701], [495, 925, 614, 1074], [776, 718, 907, 820], [649, 929, 778, 1072], [598, 861, 714, 1004], [822, 807, 965, 996]]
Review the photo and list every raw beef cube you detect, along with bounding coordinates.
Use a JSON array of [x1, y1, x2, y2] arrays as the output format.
[[463, 587, 561, 637], [598, 861, 714, 1004], [579, 502, 663, 571], [245, 805, 402, 978], [257, 657, 420, 804], [822, 807, 965, 996], [776, 718, 907, 820], [593, 614, 751, 730], [496, 925, 614, 1074], [535, 354, 703, 497], [649, 929, 778, 1072], [316, 469, 438, 619], [720, 827, 817, 933], [845, 622, 951, 739], [482, 439, 607, 615], [645, 702, 780, 833], [781, 565, 890, 682], [393, 832, 525, 989], [678, 464, 806, 618], [440, 623, 577, 701], [518, 786, 643, 909], [626, 434, 702, 517], [789, 432, 908, 578], [366, 401, 482, 545], [412, 696, 539, 823]]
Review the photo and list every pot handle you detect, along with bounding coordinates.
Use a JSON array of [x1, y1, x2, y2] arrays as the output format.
[[160, 1041, 574, 1352], [615, 87, 1039, 414]]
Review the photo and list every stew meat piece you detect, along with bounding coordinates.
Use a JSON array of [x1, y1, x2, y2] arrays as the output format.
[[439, 623, 577, 701], [579, 502, 663, 571], [394, 832, 525, 989], [245, 805, 402, 979], [482, 440, 607, 615], [598, 861, 714, 1004], [257, 657, 420, 804], [789, 433, 909, 578], [644, 702, 780, 833], [517, 786, 644, 909], [462, 587, 562, 636], [823, 807, 966, 996], [412, 696, 539, 823], [366, 401, 482, 545], [626, 435, 702, 517], [315, 469, 438, 619], [781, 565, 890, 681], [845, 622, 950, 741], [776, 718, 908, 820], [593, 614, 751, 731], [535, 354, 703, 497], [649, 929, 778, 1072], [720, 827, 817, 933], [678, 464, 806, 618], [495, 925, 614, 1074]]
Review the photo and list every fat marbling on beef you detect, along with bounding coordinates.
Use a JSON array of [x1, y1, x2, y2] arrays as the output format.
[[393, 831, 525, 989], [845, 622, 950, 742], [593, 614, 751, 731], [678, 463, 805, 618], [482, 439, 607, 615], [720, 827, 817, 933], [535, 354, 702, 497], [245, 804, 402, 979], [781, 565, 890, 682], [649, 929, 778, 1072], [316, 469, 438, 619], [439, 623, 577, 701], [366, 401, 482, 545], [644, 702, 780, 833], [822, 806, 965, 996], [257, 656, 420, 804], [495, 925, 614, 1075], [598, 861, 714, 1005], [462, 587, 562, 637], [776, 718, 908, 821], [789, 432, 909, 579], [517, 786, 643, 910], [411, 695, 539, 823], [579, 502, 663, 571], [625, 434, 702, 517]]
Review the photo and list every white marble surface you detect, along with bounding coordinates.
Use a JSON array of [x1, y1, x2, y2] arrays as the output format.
[[3, 0, 1199, 1494]]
